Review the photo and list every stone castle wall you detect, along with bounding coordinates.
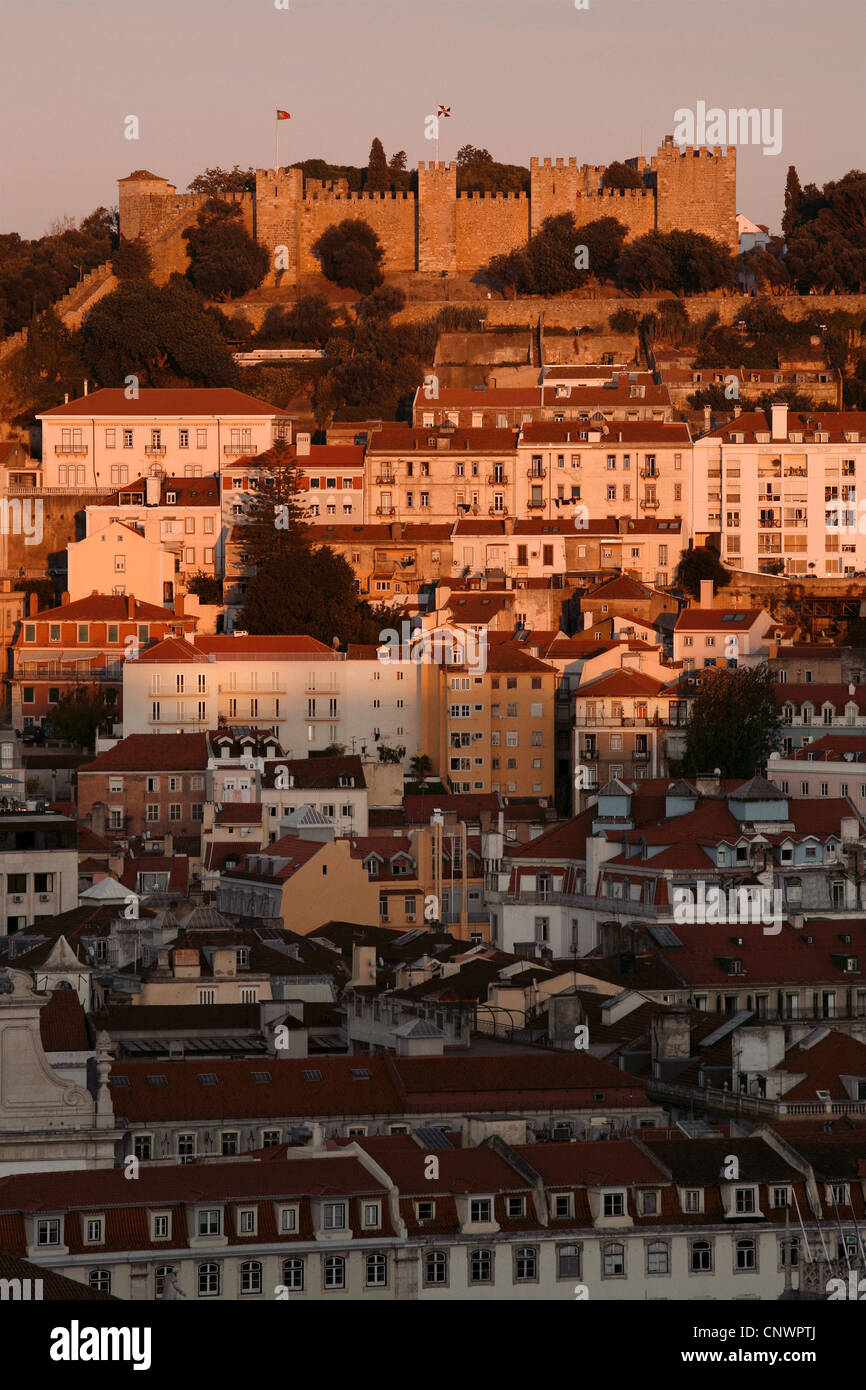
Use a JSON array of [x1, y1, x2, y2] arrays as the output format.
[[119, 140, 738, 286]]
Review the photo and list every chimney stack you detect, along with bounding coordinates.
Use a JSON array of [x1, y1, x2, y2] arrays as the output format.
[[771, 402, 788, 442], [127, 594, 135, 619], [699, 579, 714, 609], [295, 432, 311, 457], [703, 406, 712, 432], [145, 473, 161, 506], [28, 592, 38, 617]]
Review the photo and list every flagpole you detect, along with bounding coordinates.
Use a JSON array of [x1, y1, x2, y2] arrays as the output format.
[[275, 112, 279, 172]]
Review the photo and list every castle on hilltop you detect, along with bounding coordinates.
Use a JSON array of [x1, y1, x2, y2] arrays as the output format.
[[119, 137, 736, 285]]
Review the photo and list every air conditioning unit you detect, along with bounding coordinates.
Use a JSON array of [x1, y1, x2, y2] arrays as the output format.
[[11, 895, 23, 903], [39, 893, 51, 902]]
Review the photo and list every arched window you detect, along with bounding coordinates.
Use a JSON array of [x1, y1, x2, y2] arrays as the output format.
[[690, 1240, 713, 1272], [324, 1256, 345, 1290], [365, 1253, 387, 1287], [240, 1260, 262, 1294], [424, 1250, 448, 1285], [154, 1265, 177, 1298], [198, 1262, 220, 1297], [514, 1246, 537, 1281], [736, 1238, 756, 1270], [646, 1241, 669, 1275], [469, 1248, 493, 1284], [282, 1257, 304, 1291], [602, 1242, 625, 1277], [88, 1269, 111, 1293]]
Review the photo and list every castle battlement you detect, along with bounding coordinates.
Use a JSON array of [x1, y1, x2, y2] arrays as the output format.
[[578, 188, 652, 199], [457, 191, 528, 201], [122, 139, 737, 285]]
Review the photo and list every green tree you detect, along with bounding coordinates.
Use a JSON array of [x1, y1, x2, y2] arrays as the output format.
[[378, 743, 406, 763], [312, 219, 384, 293], [674, 546, 731, 599], [49, 684, 115, 750], [608, 307, 638, 332], [617, 230, 735, 294], [487, 213, 627, 294], [187, 166, 256, 195], [366, 138, 389, 192], [683, 666, 782, 779], [357, 284, 406, 318], [183, 198, 269, 300], [8, 308, 86, 422], [80, 277, 239, 387], [255, 295, 336, 345], [602, 161, 643, 190], [389, 150, 407, 172], [111, 236, 153, 280], [185, 572, 222, 604], [408, 753, 433, 782], [781, 165, 803, 240]]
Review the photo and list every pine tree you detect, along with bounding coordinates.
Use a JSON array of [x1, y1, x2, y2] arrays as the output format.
[[683, 666, 782, 779]]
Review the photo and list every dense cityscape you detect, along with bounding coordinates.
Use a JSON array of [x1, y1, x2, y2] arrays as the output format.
[[0, 0, 864, 1361]]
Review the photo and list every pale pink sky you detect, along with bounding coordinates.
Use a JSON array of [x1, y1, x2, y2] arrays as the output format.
[[1, 0, 863, 238]]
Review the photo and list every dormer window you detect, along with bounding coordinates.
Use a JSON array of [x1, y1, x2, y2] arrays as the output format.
[[602, 1192, 625, 1217], [37, 1218, 62, 1246], [470, 1198, 493, 1224], [734, 1187, 756, 1214], [197, 1209, 222, 1236]]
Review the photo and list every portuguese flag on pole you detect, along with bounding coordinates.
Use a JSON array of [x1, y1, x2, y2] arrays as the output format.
[[275, 110, 291, 169]]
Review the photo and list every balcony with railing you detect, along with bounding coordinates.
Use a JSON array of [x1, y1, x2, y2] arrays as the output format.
[[527, 468, 546, 480], [487, 475, 509, 486], [640, 498, 660, 510], [639, 467, 660, 479], [376, 505, 397, 516], [18, 663, 123, 682], [527, 498, 546, 510], [224, 444, 258, 457], [631, 749, 650, 762], [488, 505, 509, 516], [375, 474, 396, 485], [144, 446, 166, 457], [218, 682, 285, 694], [54, 445, 88, 456]]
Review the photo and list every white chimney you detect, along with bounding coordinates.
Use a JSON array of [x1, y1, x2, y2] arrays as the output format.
[[771, 402, 788, 442], [296, 432, 311, 457], [83, 379, 88, 396], [146, 474, 161, 505], [700, 579, 714, 609]]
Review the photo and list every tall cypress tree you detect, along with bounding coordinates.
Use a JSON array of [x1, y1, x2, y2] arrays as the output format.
[[366, 138, 389, 192], [782, 166, 803, 240]]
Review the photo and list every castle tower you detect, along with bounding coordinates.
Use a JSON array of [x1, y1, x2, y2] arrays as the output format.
[[417, 162, 457, 273], [530, 158, 584, 235], [654, 137, 738, 253], [117, 171, 178, 242], [255, 167, 304, 286]]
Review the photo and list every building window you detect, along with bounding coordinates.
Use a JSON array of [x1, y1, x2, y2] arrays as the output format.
[[37, 1219, 61, 1246], [323, 1202, 347, 1231], [646, 1240, 670, 1275], [323, 1256, 346, 1290], [557, 1244, 582, 1279], [469, 1249, 493, 1284], [281, 1258, 304, 1291], [735, 1238, 757, 1271], [690, 1239, 713, 1272], [514, 1246, 537, 1282], [197, 1208, 221, 1237], [603, 1192, 625, 1217], [88, 1269, 111, 1294], [85, 1218, 103, 1244], [602, 1242, 625, 1277], [470, 1198, 492, 1224], [424, 1251, 448, 1286], [154, 1265, 177, 1297], [365, 1253, 388, 1287], [198, 1263, 220, 1297], [240, 1260, 262, 1294]]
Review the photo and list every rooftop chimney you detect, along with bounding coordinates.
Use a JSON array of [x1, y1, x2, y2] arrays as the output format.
[[295, 432, 311, 457], [771, 402, 788, 442], [703, 406, 711, 431], [699, 579, 714, 610], [127, 594, 135, 619], [83, 379, 88, 396], [28, 592, 38, 617], [145, 474, 161, 506]]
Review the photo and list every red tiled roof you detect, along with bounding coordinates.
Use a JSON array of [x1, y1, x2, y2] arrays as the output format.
[[78, 733, 208, 774], [27, 595, 177, 623], [675, 607, 765, 632], [39, 388, 291, 418]]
